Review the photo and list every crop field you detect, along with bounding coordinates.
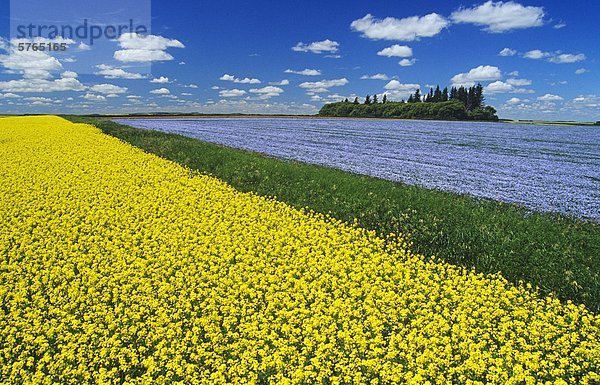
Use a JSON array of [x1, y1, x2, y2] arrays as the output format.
[[116, 118, 600, 221], [1, 116, 599, 383]]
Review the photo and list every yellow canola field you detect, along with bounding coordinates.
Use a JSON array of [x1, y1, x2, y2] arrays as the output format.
[[0, 116, 598, 384]]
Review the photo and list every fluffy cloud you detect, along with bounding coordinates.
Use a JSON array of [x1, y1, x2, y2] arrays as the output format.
[[0, 93, 20, 98], [219, 89, 247, 97], [537, 93, 563, 101], [360, 74, 389, 80], [150, 76, 170, 83], [377, 44, 413, 57], [292, 40, 339, 53], [499, 48, 517, 56], [114, 50, 175, 62], [95, 64, 146, 79], [571, 95, 599, 107], [82, 93, 106, 102], [384, 80, 419, 90], [523, 49, 550, 59], [383, 80, 420, 99], [554, 21, 567, 29], [399, 58, 416, 67], [451, 1, 545, 33], [299, 78, 349, 93], [114, 33, 184, 62], [523, 50, 586, 64], [284, 69, 321, 76], [351, 13, 448, 41], [549, 53, 586, 64], [150, 88, 171, 95], [505, 97, 524, 105], [220, 74, 261, 84], [0, 40, 65, 79], [61, 71, 78, 79], [90, 84, 128, 94], [269, 79, 290, 86], [249, 86, 284, 99], [485, 80, 533, 94], [451, 65, 502, 86], [0, 77, 86, 93], [575, 68, 589, 75], [506, 78, 532, 86]]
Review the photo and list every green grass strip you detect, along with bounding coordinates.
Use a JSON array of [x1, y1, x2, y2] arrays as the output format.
[[64, 116, 599, 311]]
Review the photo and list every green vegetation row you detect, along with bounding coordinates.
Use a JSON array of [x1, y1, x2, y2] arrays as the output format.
[[320, 83, 498, 121], [319, 99, 498, 121], [65, 116, 599, 311]]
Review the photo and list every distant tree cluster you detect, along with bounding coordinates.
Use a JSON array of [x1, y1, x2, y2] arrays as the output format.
[[407, 84, 485, 112], [320, 83, 497, 121]]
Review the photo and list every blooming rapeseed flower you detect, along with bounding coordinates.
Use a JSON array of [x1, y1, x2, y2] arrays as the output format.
[[0, 116, 598, 384]]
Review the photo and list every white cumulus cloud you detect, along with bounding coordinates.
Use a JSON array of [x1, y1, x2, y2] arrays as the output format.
[[249, 86, 284, 99], [377, 44, 413, 57], [523, 49, 550, 59], [399, 58, 416, 67], [0, 77, 86, 93], [360, 74, 389, 80], [220, 74, 261, 84], [485, 80, 533, 94], [95, 64, 146, 79], [506, 78, 532, 86], [451, 1, 545, 33], [351, 13, 448, 41], [150, 76, 170, 83], [90, 84, 128, 94], [299, 78, 348, 93], [82, 93, 106, 102], [383, 80, 421, 99], [499, 48, 517, 56], [549, 53, 586, 64], [219, 89, 247, 97], [451, 65, 502, 86], [284, 69, 321, 76], [269, 79, 290, 86], [114, 33, 184, 63], [537, 93, 563, 101], [150, 88, 171, 95], [292, 39, 339, 53]]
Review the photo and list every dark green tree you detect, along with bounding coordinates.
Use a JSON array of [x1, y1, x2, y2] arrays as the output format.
[[344, 98, 349, 103], [442, 87, 449, 102], [353, 97, 359, 104], [364, 95, 371, 105], [474, 83, 484, 109], [434, 85, 442, 102], [449, 86, 458, 100], [413, 89, 421, 102], [373, 94, 378, 104], [467, 86, 476, 111], [382, 94, 387, 104]]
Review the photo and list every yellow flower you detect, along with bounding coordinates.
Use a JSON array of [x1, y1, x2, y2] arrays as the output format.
[[0, 116, 598, 384]]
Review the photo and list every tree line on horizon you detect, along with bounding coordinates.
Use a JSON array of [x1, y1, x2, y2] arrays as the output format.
[[321, 83, 498, 121]]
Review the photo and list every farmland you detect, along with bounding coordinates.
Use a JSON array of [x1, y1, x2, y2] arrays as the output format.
[[71, 116, 600, 311], [1, 116, 598, 383]]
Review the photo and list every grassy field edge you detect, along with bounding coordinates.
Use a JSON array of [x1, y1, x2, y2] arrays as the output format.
[[64, 116, 599, 311]]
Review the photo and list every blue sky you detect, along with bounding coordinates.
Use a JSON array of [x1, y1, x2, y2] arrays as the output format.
[[0, 0, 598, 120]]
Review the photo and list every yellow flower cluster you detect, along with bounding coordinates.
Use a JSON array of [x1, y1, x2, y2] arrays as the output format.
[[0, 116, 598, 384]]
